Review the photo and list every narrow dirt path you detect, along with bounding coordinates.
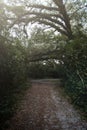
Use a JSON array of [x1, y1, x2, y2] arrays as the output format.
[[7, 79, 87, 130]]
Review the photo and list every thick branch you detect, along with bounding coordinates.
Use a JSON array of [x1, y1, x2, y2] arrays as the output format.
[[27, 4, 59, 11], [21, 11, 64, 20], [38, 15, 67, 31], [38, 20, 68, 36], [21, 12, 66, 30], [28, 56, 58, 62], [53, 0, 73, 39], [28, 49, 60, 62], [8, 0, 73, 39], [9, 15, 67, 36], [53, 0, 63, 8]]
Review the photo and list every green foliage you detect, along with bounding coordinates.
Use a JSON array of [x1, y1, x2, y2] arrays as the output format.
[[0, 38, 28, 129], [27, 60, 65, 79], [63, 37, 87, 116], [0, 0, 87, 124]]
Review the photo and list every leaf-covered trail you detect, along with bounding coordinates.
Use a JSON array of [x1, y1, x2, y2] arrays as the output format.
[[7, 80, 87, 130]]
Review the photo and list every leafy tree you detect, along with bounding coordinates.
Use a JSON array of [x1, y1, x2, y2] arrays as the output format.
[[2, 0, 86, 40], [0, 0, 87, 125]]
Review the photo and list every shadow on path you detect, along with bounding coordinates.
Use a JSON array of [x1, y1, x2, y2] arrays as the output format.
[[7, 79, 87, 130]]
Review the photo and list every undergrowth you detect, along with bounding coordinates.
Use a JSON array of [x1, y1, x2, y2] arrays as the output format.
[[0, 80, 31, 130]]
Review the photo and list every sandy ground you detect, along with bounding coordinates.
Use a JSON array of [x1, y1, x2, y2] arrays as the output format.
[[7, 79, 87, 130]]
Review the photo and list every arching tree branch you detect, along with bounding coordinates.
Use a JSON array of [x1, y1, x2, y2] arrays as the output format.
[[8, 0, 74, 39], [27, 4, 59, 11], [38, 20, 68, 36]]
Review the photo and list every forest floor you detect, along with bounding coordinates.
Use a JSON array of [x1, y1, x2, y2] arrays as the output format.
[[6, 79, 87, 130]]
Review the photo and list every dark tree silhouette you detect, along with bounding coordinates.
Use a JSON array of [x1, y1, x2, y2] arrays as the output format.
[[8, 0, 73, 39]]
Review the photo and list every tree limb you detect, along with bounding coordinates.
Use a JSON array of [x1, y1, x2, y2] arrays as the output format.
[[38, 20, 68, 36], [27, 4, 59, 11], [21, 11, 64, 20], [21, 12, 66, 30]]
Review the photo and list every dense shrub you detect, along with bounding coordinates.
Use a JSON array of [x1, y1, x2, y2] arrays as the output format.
[[63, 37, 87, 115], [0, 39, 28, 129], [27, 61, 65, 79]]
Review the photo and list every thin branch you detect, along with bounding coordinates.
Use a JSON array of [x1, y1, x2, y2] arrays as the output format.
[[9, 16, 38, 28], [77, 70, 85, 88], [70, 5, 87, 19], [0, 34, 13, 43]]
